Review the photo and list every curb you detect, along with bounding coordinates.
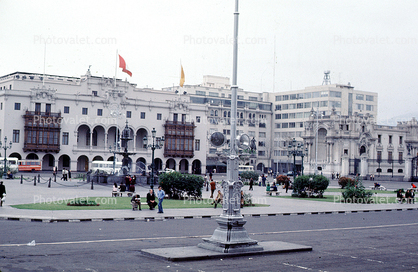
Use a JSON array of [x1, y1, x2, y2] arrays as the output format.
[[1, 207, 417, 223]]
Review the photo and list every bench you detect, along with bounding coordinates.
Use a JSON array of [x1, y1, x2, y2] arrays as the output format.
[[266, 191, 280, 196], [369, 186, 387, 191], [112, 191, 135, 197]]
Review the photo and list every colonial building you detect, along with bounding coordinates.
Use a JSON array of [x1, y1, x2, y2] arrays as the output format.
[[163, 75, 273, 173], [0, 70, 207, 174], [303, 109, 418, 181]]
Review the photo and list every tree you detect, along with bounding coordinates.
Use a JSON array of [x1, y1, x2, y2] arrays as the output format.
[[158, 172, 204, 199], [292, 175, 329, 198]]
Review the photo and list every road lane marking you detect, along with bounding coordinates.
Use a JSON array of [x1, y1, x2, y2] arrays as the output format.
[[1, 222, 417, 247]]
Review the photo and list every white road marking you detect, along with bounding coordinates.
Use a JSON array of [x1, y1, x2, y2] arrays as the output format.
[[1, 222, 417, 247]]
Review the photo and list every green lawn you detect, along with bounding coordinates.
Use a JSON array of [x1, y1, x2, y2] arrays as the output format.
[[324, 188, 395, 194], [277, 195, 399, 204], [11, 197, 268, 210]]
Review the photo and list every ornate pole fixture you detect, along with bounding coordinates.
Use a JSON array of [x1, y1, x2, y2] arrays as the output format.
[[109, 142, 121, 174], [198, 0, 262, 253], [143, 128, 164, 189], [288, 138, 308, 182], [0, 137, 13, 179]]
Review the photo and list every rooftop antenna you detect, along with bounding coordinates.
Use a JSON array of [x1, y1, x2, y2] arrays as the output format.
[[322, 70, 331, 85]]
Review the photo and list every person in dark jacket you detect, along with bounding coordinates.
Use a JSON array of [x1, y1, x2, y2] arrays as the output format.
[[0, 181, 6, 207], [146, 189, 157, 210]]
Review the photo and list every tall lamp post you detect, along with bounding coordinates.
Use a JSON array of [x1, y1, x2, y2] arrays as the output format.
[[143, 128, 164, 189], [109, 142, 121, 174], [0, 137, 12, 179], [288, 138, 308, 181]]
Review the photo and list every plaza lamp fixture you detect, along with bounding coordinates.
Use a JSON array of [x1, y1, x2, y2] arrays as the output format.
[[143, 128, 164, 189], [288, 138, 308, 181], [108, 142, 121, 175], [0, 137, 12, 179]]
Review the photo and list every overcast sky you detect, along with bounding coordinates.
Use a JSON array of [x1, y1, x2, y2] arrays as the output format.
[[1, 0, 417, 123]]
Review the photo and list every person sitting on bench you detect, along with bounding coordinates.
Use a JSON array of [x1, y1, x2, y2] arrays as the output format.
[[131, 194, 141, 210], [146, 189, 157, 210], [119, 182, 126, 192], [271, 182, 278, 191], [374, 182, 381, 189], [397, 189, 405, 203]]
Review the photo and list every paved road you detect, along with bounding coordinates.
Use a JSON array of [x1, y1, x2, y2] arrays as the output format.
[[1, 210, 417, 271]]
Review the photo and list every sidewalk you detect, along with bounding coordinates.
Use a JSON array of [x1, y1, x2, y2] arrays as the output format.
[[0, 176, 416, 223]]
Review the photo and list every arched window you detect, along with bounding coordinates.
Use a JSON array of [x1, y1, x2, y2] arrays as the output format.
[[359, 145, 366, 155]]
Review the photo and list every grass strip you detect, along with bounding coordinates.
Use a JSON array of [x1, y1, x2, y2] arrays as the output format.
[[11, 197, 268, 210]]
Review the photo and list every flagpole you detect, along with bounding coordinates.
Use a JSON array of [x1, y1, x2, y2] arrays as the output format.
[[43, 42, 46, 86], [114, 49, 118, 88]]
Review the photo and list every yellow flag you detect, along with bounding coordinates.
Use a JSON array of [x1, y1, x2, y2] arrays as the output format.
[[180, 65, 185, 87]]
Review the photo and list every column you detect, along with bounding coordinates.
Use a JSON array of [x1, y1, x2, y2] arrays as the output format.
[[360, 154, 368, 178], [341, 155, 349, 177], [404, 154, 412, 182], [89, 131, 93, 150]]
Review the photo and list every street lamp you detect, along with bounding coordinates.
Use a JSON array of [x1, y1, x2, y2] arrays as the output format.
[[288, 138, 308, 181], [0, 137, 12, 179], [311, 107, 322, 175], [109, 142, 121, 174], [143, 128, 164, 189]]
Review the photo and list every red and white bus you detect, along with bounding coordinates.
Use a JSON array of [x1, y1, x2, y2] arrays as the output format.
[[18, 160, 42, 172]]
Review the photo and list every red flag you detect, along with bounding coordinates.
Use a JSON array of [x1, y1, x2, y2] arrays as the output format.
[[118, 55, 132, 77]]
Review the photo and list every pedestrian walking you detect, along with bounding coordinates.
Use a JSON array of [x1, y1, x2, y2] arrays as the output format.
[[0, 181, 6, 207], [249, 178, 254, 191], [210, 180, 216, 198], [211, 189, 223, 209], [157, 186, 165, 213], [68, 169, 72, 181], [284, 178, 290, 193]]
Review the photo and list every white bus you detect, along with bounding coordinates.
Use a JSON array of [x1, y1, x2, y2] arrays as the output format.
[[238, 165, 254, 174], [0, 157, 19, 173], [91, 161, 122, 175]]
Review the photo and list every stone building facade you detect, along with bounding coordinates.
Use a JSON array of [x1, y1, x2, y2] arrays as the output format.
[[0, 71, 207, 174], [303, 109, 418, 181]]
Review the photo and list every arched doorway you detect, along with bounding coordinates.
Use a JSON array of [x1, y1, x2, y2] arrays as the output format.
[[77, 155, 89, 172], [42, 154, 55, 171], [9, 152, 22, 160], [58, 154, 71, 171], [192, 160, 202, 174], [179, 159, 189, 173], [136, 157, 146, 174], [154, 158, 163, 172], [136, 128, 147, 150], [77, 124, 91, 148], [93, 156, 104, 161], [26, 153, 39, 160], [92, 125, 105, 149], [166, 159, 176, 171], [257, 163, 265, 173]]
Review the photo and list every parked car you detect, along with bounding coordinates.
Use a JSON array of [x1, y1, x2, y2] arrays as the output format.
[[286, 171, 294, 176]]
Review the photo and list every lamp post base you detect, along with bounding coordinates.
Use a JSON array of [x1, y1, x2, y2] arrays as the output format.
[[198, 215, 263, 253]]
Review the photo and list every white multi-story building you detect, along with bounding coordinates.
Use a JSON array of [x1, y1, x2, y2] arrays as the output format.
[[0, 70, 207, 174], [268, 83, 378, 174], [163, 76, 273, 173]]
